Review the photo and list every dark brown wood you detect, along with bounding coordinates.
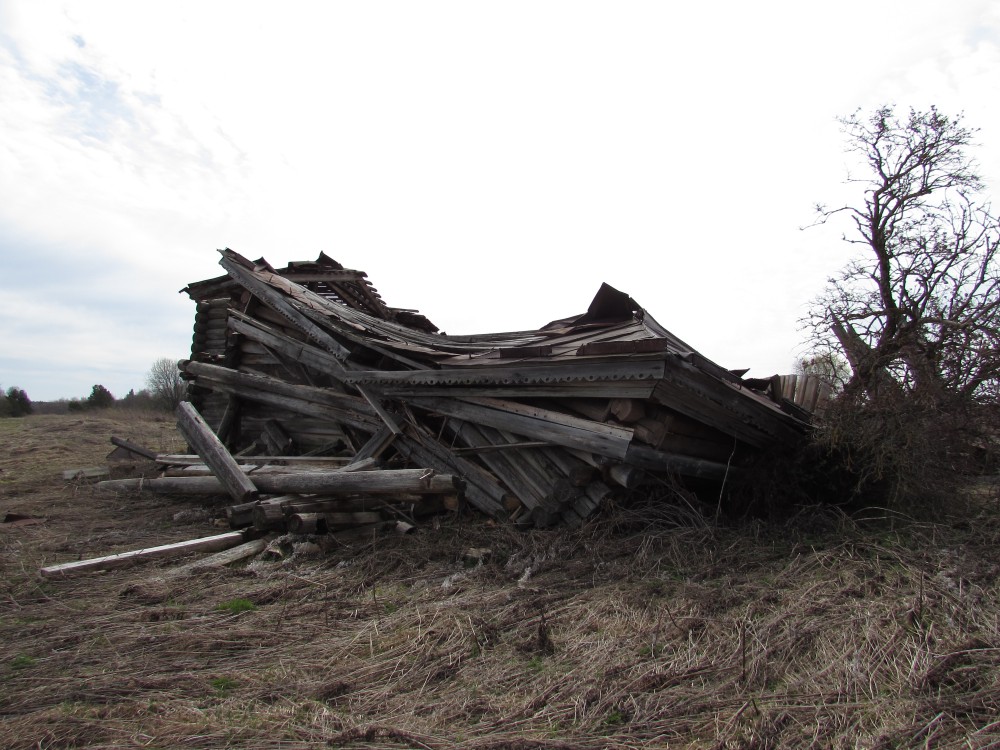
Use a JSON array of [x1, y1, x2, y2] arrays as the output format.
[[110, 436, 159, 461], [175, 401, 259, 503], [253, 501, 287, 531], [287, 512, 321, 534]]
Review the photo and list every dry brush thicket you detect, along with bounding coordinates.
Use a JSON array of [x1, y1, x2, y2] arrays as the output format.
[[2, 413, 1000, 749]]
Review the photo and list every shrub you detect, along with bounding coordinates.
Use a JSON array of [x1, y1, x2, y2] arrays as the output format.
[[86, 385, 115, 410]]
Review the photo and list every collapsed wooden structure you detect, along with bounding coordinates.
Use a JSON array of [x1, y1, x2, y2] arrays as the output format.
[[131, 249, 825, 530]]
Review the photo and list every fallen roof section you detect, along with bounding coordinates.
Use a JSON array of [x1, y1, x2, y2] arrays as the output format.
[[178, 248, 827, 528]]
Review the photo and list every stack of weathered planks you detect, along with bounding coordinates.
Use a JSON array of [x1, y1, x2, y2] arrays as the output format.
[[118, 249, 827, 530]]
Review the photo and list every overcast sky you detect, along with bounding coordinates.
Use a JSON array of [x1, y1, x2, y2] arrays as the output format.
[[2, 2, 999, 401]]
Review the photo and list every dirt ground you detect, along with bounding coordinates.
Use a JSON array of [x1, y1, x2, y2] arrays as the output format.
[[2, 412, 1000, 749]]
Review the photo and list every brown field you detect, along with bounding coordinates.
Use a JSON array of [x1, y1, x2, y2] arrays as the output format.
[[2, 412, 1000, 749]]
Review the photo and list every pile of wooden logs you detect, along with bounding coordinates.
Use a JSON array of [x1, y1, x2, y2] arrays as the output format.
[[101, 249, 827, 530]]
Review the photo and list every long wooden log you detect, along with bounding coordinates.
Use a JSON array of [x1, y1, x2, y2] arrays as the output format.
[[110, 436, 158, 461], [40, 531, 248, 578], [228, 313, 348, 380], [184, 375, 378, 433], [409, 396, 633, 460], [287, 511, 384, 534], [280, 494, 441, 514], [623, 444, 733, 480], [98, 468, 462, 496], [253, 501, 287, 531], [182, 359, 367, 413], [156, 454, 351, 467], [176, 401, 259, 504]]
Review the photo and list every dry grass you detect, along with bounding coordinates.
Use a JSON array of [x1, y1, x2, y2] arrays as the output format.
[[2, 414, 1000, 749]]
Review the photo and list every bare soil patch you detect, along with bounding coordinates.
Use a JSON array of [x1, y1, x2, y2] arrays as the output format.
[[2, 413, 1000, 748]]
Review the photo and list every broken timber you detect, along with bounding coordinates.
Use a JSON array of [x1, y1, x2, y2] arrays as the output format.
[[166, 248, 828, 527]]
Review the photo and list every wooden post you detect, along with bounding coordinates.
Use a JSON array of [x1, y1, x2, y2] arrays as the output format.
[[176, 401, 260, 504]]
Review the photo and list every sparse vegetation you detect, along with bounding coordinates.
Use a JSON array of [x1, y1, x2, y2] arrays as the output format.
[[145, 357, 187, 411], [0, 386, 33, 418], [214, 598, 256, 615], [804, 106, 1000, 509], [9, 654, 36, 671], [1, 412, 999, 748]]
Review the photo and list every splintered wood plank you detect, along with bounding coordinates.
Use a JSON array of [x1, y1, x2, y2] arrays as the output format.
[[40, 532, 248, 578], [446, 421, 547, 510], [393, 428, 508, 518]]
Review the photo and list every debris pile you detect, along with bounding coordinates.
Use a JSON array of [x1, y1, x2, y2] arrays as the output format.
[[102, 248, 828, 532]]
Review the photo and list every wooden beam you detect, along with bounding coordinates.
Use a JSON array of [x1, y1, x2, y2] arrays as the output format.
[[98, 468, 462, 496], [176, 401, 259, 504], [40, 531, 248, 578], [109, 436, 158, 461], [409, 396, 633, 460]]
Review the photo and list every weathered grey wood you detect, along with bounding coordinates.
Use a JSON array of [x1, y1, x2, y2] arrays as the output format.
[[182, 360, 369, 415], [226, 502, 255, 528], [40, 531, 248, 578], [61, 467, 110, 481], [110, 436, 158, 461], [409, 396, 633, 460], [157, 454, 350, 467], [379, 383, 658, 400], [215, 395, 241, 447], [287, 512, 322, 534], [349, 426, 396, 465], [262, 419, 295, 455], [344, 360, 666, 388], [610, 398, 645, 424], [99, 468, 461, 496], [219, 252, 352, 367], [280, 494, 444, 516], [607, 464, 646, 489], [356, 386, 402, 434], [184, 374, 378, 432], [446, 421, 546, 510], [176, 401, 259, 504], [623, 443, 733, 480], [453, 441, 551, 454], [393, 429, 507, 518], [320, 511, 383, 528], [253, 501, 287, 531], [175, 539, 267, 571], [228, 313, 348, 380]]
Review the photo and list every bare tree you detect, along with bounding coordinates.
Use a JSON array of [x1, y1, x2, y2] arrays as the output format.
[[807, 106, 1000, 405], [146, 358, 186, 410], [794, 349, 850, 393]]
